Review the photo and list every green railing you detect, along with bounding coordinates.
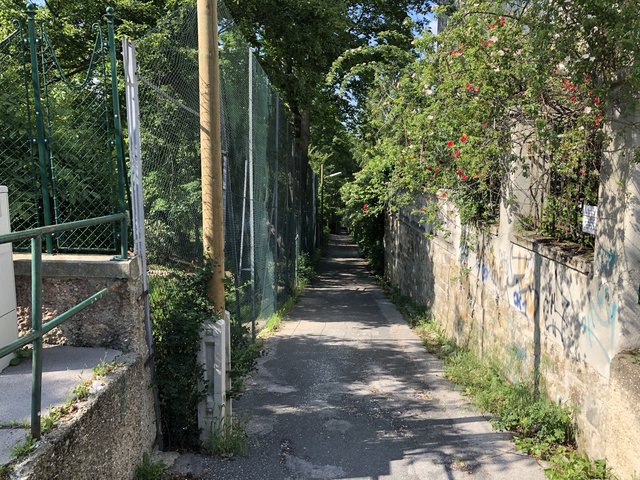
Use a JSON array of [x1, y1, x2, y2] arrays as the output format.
[[0, 212, 127, 439]]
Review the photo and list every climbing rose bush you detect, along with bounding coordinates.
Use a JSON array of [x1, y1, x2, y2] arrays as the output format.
[[341, 0, 639, 247]]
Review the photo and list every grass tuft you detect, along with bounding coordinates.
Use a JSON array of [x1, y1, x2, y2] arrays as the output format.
[[207, 415, 249, 458]]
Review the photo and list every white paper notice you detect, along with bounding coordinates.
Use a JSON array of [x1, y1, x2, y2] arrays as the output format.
[[582, 204, 597, 235]]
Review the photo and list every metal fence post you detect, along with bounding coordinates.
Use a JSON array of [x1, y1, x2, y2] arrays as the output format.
[[273, 97, 280, 307], [105, 7, 128, 259], [26, 4, 53, 254], [30, 235, 43, 439], [248, 47, 256, 340], [123, 37, 164, 449]]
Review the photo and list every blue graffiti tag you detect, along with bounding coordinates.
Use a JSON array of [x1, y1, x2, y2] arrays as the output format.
[[513, 291, 527, 312]]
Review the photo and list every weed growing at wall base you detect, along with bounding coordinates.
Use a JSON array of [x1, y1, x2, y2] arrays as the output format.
[[134, 452, 166, 480], [442, 349, 613, 479], [0, 464, 13, 479], [207, 415, 249, 458]]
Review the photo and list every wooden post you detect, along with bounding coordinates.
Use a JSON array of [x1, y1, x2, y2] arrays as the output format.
[[197, 0, 225, 312]]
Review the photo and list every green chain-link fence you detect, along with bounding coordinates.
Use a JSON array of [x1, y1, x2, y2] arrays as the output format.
[[0, 6, 127, 254], [134, 1, 317, 332]]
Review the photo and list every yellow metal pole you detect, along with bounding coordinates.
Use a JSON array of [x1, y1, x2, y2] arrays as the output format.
[[197, 0, 225, 312]]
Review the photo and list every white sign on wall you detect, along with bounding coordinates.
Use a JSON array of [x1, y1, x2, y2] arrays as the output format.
[[582, 204, 598, 235]]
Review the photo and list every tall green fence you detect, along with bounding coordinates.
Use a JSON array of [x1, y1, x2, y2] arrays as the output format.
[[133, 1, 317, 333], [0, 5, 128, 255]]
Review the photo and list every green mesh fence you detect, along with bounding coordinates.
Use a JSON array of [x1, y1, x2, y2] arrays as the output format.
[[135, 1, 317, 330], [0, 9, 127, 253], [0, 27, 40, 247]]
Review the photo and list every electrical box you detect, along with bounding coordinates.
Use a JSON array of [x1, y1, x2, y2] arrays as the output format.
[[0, 186, 18, 372]]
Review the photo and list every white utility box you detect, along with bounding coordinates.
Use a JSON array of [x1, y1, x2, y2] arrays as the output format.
[[0, 186, 18, 372]]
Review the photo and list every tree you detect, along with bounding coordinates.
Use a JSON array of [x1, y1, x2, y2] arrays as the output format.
[[223, 0, 432, 222]]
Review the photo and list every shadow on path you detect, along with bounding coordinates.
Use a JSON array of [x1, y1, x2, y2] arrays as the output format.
[[170, 234, 545, 480]]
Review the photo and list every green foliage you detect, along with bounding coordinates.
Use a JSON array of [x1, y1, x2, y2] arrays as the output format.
[[10, 434, 35, 459], [9, 347, 30, 367], [418, 332, 611, 479], [228, 322, 261, 399], [0, 464, 13, 479], [341, 160, 388, 273], [72, 381, 91, 401], [149, 265, 213, 450], [544, 448, 611, 480], [92, 359, 119, 378], [339, 0, 640, 248], [134, 452, 166, 480], [207, 415, 249, 458]]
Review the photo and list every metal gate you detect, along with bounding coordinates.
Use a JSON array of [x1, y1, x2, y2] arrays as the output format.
[[0, 5, 127, 255]]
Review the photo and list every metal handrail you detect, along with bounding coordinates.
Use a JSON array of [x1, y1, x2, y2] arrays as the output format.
[[0, 212, 128, 439]]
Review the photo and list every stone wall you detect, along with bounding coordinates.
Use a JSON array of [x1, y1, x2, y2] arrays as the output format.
[[12, 353, 156, 480], [13, 254, 147, 355], [385, 201, 640, 479], [10, 255, 156, 479]]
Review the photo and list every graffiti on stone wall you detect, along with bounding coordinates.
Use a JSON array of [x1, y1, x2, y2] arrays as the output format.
[[542, 265, 574, 349], [579, 248, 618, 370], [540, 248, 618, 375], [506, 342, 528, 384], [476, 243, 537, 321], [505, 245, 537, 321], [579, 283, 618, 368], [472, 237, 619, 376]]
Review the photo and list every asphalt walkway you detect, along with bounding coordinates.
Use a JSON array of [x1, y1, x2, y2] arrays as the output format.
[[171, 234, 545, 479]]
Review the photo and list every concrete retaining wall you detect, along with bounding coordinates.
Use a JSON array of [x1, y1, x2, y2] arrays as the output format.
[[13, 254, 147, 355], [11, 353, 156, 480]]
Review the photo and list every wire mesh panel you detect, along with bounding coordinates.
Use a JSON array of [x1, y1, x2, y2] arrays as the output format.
[[135, 7, 202, 266], [135, 1, 317, 330], [0, 27, 40, 245], [38, 25, 120, 252]]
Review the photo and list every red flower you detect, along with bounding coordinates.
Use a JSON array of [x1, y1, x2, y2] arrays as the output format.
[[487, 23, 496, 31], [434, 167, 440, 173], [457, 168, 463, 175], [499, 17, 505, 27], [562, 78, 568, 85], [421, 207, 425, 213], [461, 175, 469, 181], [585, 75, 592, 83], [453, 150, 461, 158], [447, 140, 455, 148], [570, 96, 577, 102], [441, 191, 447, 198], [363, 203, 368, 211], [474, 86, 480, 92], [460, 133, 468, 143], [579, 169, 587, 175], [595, 118, 602, 127], [594, 97, 601, 106], [466, 83, 473, 91]]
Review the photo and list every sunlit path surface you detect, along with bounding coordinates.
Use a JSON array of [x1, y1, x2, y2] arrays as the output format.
[[170, 234, 546, 480]]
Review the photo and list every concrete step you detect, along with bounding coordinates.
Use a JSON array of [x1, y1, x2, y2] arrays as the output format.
[[0, 345, 120, 465]]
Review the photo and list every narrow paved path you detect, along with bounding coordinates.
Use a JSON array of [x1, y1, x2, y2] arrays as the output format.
[[171, 235, 545, 479]]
